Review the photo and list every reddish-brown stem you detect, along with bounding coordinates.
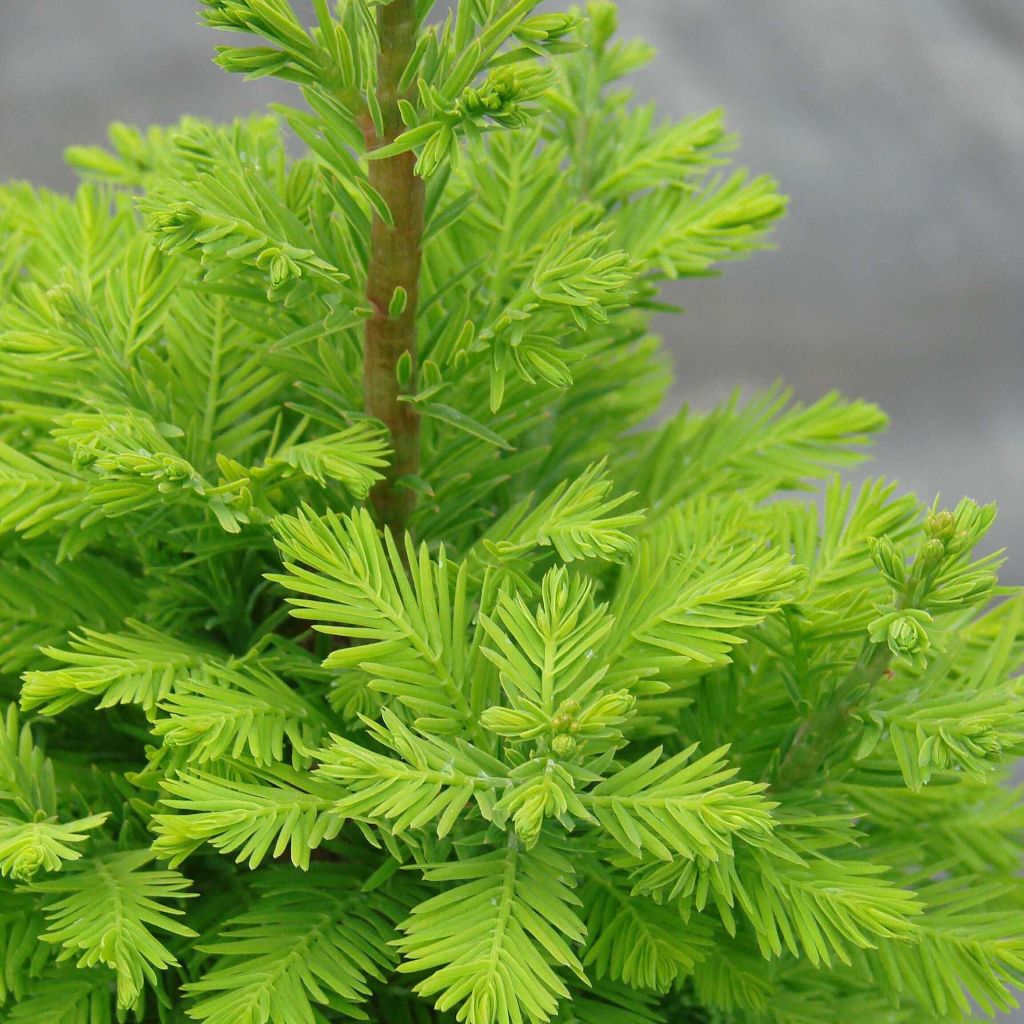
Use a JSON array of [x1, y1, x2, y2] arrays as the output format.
[[364, 0, 424, 535]]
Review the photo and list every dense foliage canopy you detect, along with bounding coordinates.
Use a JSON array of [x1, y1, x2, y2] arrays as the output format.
[[0, 2, 1021, 1023]]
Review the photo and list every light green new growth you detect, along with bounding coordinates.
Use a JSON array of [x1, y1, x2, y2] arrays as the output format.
[[0, 2, 1022, 1023]]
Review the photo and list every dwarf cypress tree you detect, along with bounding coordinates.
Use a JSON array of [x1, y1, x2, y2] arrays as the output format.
[[0, 2, 1022, 1022]]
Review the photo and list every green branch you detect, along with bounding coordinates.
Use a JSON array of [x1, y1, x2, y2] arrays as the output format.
[[772, 639, 891, 792]]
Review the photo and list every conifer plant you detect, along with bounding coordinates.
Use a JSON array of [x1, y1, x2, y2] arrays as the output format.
[[2, 2, 1023, 1022]]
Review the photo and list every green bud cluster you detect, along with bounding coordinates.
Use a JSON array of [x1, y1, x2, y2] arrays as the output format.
[[456, 66, 553, 129], [919, 537, 946, 566], [868, 608, 934, 668], [923, 508, 956, 543], [481, 688, 635, 758]]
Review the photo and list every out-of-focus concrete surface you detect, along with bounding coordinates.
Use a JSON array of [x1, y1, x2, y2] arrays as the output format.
[[0, 7, 1022, 1018], [0, 1, 1021, 585], [627, 0, 1024, 593]]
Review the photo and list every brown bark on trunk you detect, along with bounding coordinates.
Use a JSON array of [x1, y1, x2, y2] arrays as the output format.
[[364, 0, 424, 535]]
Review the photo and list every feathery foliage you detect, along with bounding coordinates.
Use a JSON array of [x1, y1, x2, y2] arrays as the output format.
[[1, 2, 1021, 1023]]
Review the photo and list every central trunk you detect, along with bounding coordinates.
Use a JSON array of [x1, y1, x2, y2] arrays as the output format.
[[363, 0, 425, 535]]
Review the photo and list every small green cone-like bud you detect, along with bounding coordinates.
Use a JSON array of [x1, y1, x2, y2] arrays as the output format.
[[268, 252, 299, 293], [869, 608, 932, 664], [10, 845, 45, 881], [888, 616, 925, 655], [552, 734, 576, 756], [924, 509, 956, 543], [868, 537, 906, 587]]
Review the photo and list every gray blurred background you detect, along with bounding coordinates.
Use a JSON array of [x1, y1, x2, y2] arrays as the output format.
[[0, 0, 1021, 593], [1, 3, 1023, 1017]]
